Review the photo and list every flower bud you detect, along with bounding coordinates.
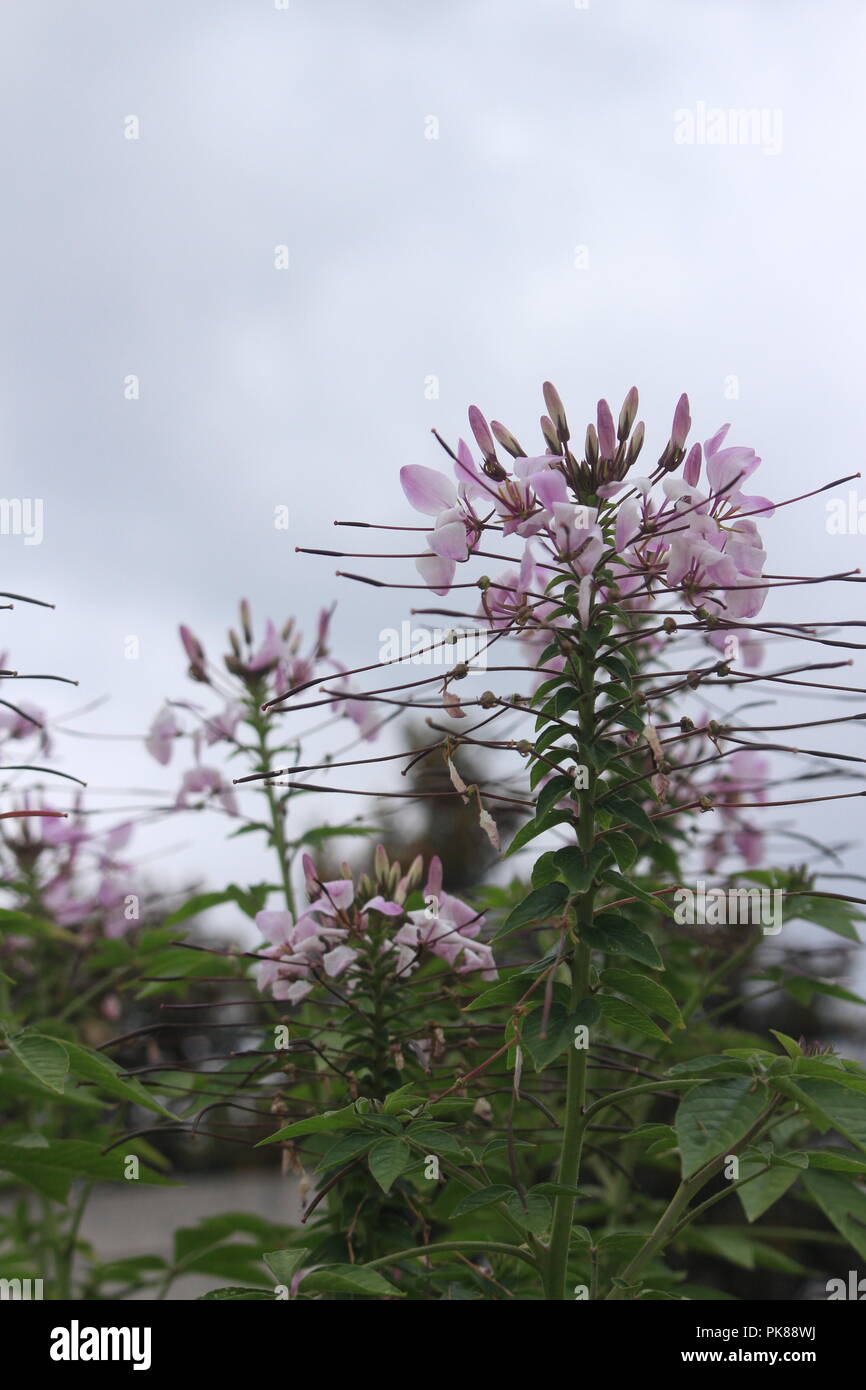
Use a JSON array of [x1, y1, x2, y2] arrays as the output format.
[[540, 414, 559, 455], [617, 387, 639, 441], [490, 420, 526, 458], [584, 422, 599, 467], [374, 843, 389, 880], [597, 399, 617, 460], [179, 625, 208, 683], [542, 382, 569, 444], [626, 421, 645, 467], [671, 393, 691, 450], [468, 405, 497, 465], [239, 599, 253, 646]]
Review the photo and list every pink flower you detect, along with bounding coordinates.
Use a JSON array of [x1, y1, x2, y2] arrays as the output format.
[[176, 766, 238, 816], [146, 705, 180, 765]]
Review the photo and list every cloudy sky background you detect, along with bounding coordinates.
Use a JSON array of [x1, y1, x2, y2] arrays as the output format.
[[1, 0, 864, 941]]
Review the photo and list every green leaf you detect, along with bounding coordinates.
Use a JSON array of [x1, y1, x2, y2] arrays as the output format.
[[737, 1161, 800, 1223], [807, 1149, 866, 1175], [608, 832, 638, 871], [198, 1286, 275, 1301], [504, 1191, 551, 1236], [603, 871, 675, 917], [784, 894, 862, 942], [315, 1133, 374, 1172], [299, 1265, 403, 1298], [598, 995, 669, 1043], [62, 1040, 175, 1118], [600, 969, 684, 1027], [0, 1139, 177, 1203], [382, 1083, 422, 1114], [503, 810, 573, 858], [367, 1138, 410, 1193], [5, 1033, 68, 1094], [535, 776, 576, 821], [603, 796, 660, 840], [769, 1030, 803, 1060], [257, 1102, 368, 1145], [451, 1184, 515, 1218], [521, 1000, 600, 1070], [581, 915, 662, 969], [675, 1078, 768, 1178], [552, 845, 608, 894], [263, 1248, 311, 1286], [802, 1170, 866, 1262], [782, 1078, 866, 1153], [494, 881, 569, 942]]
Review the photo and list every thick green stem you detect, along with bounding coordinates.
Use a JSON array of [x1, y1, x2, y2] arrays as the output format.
[[252, 713, 295, 915], [545, 652, 596, 1300]]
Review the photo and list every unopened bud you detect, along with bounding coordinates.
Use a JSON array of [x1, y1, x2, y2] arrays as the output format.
[[597, 399, 617, 459], [617, 386, 639, 441], [468, 405, 497, 464], [584, 422, 599, 466], [490, 420, 526, 458], [179, 625, 208, 682], [239, 599, 253, 645], [540, 414, 559, 455], [374, 844, 389, 880], [542, 382, 569, 444], [626, 421, 645, 466], [671, 393, 691, 450]]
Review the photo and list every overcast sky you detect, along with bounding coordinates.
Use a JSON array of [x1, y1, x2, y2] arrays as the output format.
[[1, 0, 863, 925]]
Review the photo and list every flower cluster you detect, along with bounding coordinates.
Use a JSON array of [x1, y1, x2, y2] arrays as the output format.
[[144, 603, 378, 814], [0, 800, 136, 939], [400, 388, 774, 662], [253, 848, 497, 1004]]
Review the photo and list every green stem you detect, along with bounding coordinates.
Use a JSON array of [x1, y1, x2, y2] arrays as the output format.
[[252, 712, 295, 915], [545, 650, 596, 1300]]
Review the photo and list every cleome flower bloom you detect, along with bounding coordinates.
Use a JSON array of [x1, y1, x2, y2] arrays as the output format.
[[397, 390, 774, 676], [252, 849, 496, 1004]]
